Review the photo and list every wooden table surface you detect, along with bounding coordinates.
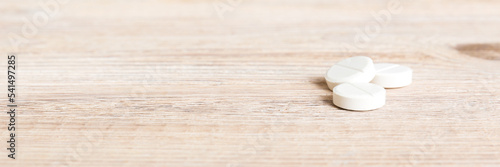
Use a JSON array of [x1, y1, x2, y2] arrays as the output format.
[[1, 0, 499, 166]]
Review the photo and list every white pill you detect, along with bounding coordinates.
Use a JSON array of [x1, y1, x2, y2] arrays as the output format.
[[370, 63, 413, 88], [333, 83, 386, 111], [325, 56, 376, 90]]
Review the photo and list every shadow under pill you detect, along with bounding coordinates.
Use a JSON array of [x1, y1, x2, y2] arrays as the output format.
[[312, 77, 330, 91]]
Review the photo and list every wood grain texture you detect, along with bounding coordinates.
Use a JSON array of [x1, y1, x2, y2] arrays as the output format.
[[1, 0, 499, 166]]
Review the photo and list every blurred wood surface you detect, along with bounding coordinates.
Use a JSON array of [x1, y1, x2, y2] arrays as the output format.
[[1, 0, 499, 166]]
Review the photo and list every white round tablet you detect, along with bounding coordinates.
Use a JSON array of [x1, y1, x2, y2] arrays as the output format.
[[325, 56, 376, 90], [332, 83, 386, 111], [370, 63, 412, 88]]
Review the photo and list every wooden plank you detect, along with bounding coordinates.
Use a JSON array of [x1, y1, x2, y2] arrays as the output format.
[[1, 0, 499, 166]]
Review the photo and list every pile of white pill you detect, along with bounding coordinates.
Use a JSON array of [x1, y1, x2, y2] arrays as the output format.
[[324, 56, 412, 111]]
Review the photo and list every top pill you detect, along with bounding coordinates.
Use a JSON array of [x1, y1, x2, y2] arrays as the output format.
[[324, 56, 376, 90]]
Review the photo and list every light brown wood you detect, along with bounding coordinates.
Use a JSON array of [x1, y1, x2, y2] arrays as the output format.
[[1, 0, 500, 166]]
